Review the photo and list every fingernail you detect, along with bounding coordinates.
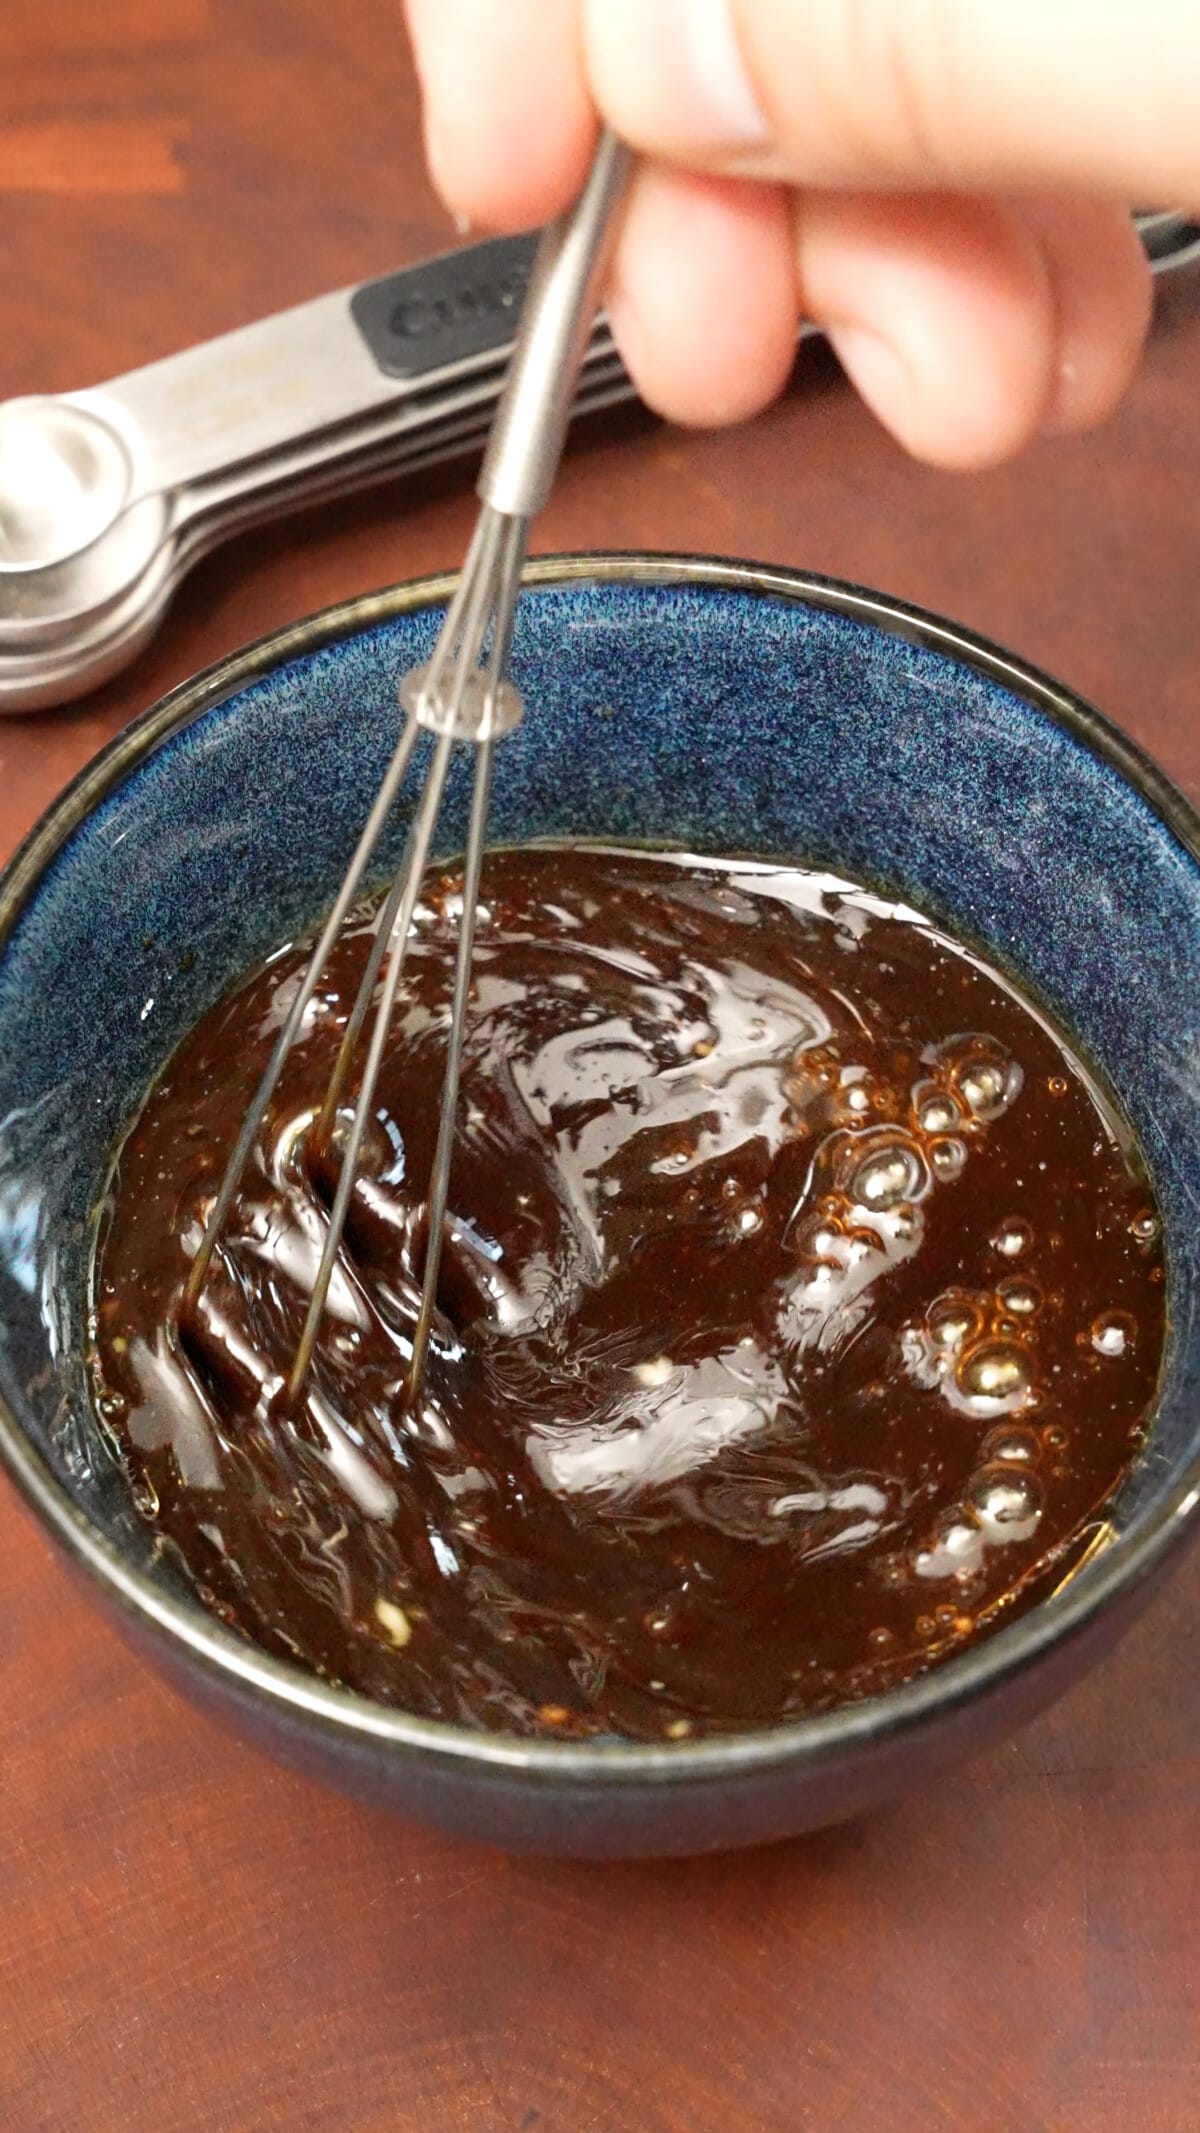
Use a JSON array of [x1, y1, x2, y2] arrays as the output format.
[[827, 324, 915, 438], [597, 0, 772, 153]]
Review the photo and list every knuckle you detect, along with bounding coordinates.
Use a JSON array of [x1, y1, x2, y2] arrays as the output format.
[[813, 0, 965, 182]]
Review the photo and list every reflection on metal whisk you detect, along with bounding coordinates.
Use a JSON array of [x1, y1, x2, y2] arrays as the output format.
[[183, 132, 631, 1410]]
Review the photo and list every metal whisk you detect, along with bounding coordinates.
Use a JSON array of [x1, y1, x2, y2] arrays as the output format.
[[183, 132, 631, 1409]]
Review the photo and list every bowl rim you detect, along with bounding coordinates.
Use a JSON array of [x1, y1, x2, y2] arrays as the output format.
[[1, 547, 1198, 1785]]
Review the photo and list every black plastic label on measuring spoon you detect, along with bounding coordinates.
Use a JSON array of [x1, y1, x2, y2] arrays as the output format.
[[350, 232, 539, 381]]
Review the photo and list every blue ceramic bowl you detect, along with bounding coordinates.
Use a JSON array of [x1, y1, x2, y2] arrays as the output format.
[[1, 554, 1198, 1859]]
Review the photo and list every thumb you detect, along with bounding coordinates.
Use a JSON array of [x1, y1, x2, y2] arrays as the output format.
[[582, 0, 1200, 208]]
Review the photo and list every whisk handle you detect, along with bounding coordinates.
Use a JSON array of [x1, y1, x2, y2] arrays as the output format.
[[478, 130, 632, 520]]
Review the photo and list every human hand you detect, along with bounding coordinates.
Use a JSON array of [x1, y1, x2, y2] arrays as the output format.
[[404, 0, 1199, 468]]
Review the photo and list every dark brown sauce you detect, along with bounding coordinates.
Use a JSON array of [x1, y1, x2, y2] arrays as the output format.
[[89, 846, 1164, 1740]]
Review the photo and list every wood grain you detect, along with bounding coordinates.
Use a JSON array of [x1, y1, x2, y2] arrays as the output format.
[[0, 3, 209, 67], [0, 123, 186, 195], [1, 7, 1199, 2129]]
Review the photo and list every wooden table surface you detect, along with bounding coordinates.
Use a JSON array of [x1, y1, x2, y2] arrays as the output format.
[[3, 8, 1199, 2129]]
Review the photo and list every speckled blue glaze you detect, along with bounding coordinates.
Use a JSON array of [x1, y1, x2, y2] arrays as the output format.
[[0, 557, 1197, 1856]]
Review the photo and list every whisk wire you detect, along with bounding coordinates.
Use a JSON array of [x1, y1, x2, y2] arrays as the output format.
[[312, 856, 410, 1158], [286, 727, 455, 1403], [182, 710, 422, 1320], [408, 515, 528, 1398], [184, 131, 630, 1413]]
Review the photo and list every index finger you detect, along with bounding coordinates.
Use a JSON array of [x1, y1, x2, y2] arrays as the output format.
[[403, 0, 593, 229]]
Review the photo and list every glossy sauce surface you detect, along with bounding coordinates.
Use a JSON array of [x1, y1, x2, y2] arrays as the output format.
[[90, 847, 1165, 1739]]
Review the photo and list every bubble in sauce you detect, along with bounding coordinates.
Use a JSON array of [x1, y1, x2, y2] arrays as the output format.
[[954, 1045, 1023, 1122], [1091, 1310, 1136, 1358], [981, 1423, 1041, 1466], [967, 1464, 1043, 1542], [956, 1340, 1032, 1412], [851, 1139, 927, 1211], [997, 1278, 1041, 1316], [839, 1068, 874, 1115], [1129, 1210, 1160, 1244], [917, 1094, 959, 1136], [991, 1217, 1033, 1258], [929, 1135, 968, 1181], [928, 1294, 982, 1352]]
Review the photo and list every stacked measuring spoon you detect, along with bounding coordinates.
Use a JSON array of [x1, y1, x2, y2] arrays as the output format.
[[1, 212, 1196, 713]]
